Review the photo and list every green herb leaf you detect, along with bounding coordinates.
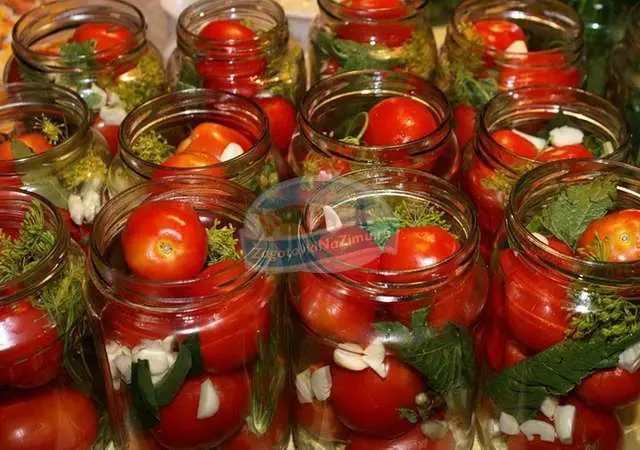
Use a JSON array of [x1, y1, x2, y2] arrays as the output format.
[[401, 28, 437, 78], [154, 346, 192, 407], [130, 130, 175, 164], [397, 407, 419, 424], [526, 175, 618, 249], [182, 333, 205, 376], [113, 55, 167, 111], [131, 360, 160, 429], [582, 134, 614, 158], [58, 152, 107, 191], [177, 61, 203, 91], [21, 170, 69, 209], [207, 220, 241, 265], [263, 44, 303, 104], [11, 140, 34, 159], [337, 112, 369, 145], [58, 40, 98, 91]]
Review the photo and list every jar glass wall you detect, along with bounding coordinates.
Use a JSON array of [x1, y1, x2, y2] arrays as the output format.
[[0, 187, 108, 449], [85, 176, 290, 449], [289, 167, 488, 449], [477, 160, 640, 450], [460, 85, 629, 260], [6, 0, 167, 155], [309, 0, 437, 83]]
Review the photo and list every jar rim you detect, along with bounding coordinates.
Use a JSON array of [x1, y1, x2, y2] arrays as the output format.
[[317, 0, 427, 22]]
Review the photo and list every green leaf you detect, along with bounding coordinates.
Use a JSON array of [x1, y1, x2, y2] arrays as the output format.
[[182, 333, 205, 376], [11, 140, 34, 159], [398, 407, 419, 424], [82, 92, 104, 111], [207, 220, 241, 265], [154, 346, 192, 407], [22, 171, 69, 209], [177, 61, 203, 91], [401, 28, 437, 78], [582, 134, 614, 158], [131, 360, 160, 429], [337, 112, 369, 145], [525, 175, 618, 249]]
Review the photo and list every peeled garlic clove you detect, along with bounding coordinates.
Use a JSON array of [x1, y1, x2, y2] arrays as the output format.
[[549, 126, 584, 147], [505, 40, 529, 53], [420, 420, 448, 440], [220, 142, 244, 162], [333, 348, 368, 371], [520, 420, 557, 443], [162, 335, 177, 353], [554, 405, 576, 444], [363, 340, 386, 366], [134, 348, 170, 376], [323, 205, 343, 232], [540, 397, 558, 419], [311, 366, 332, 401], [366, 359, 389, 379], [295, 369, 314, 404], [197, 378, 220, 419], [499, 412, 520, 436], [114, 354, 133, 385], [337, 342, 365, 354]]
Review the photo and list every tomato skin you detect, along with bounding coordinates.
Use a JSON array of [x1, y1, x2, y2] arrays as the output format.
[[538, 144, 593, 162], [255, 97, 296, 157], [151, 151, 225, 179], [545, 236, 573, 255], [453, 104, 477, 150], [296, 401, 351, 442], [347, 426, 455, 450], [152, 372, 251, 449], [490, 129, 539, 163], [15, 133, 52, 154], [93, 116, 119, 156], [71, 23, 133, 64], [330, 359, 425, 438], [577, 367, 640, 409], [176, 122, 253, 161], [472, 20, 526, 51], [0, 300, 63, 388], [485, 318, 528, 372], [343, 0, 407, 19], [0, 387, 99, 450], [316, 226, 382, 282], [577, 209, 640, 262], [121, 200, 208, 281], [499, 54, 581, 90], [364, 98, 438, 146]]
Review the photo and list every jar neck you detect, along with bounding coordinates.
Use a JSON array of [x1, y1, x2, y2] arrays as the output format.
[[318, 0, 427, 22], [301, 167, 480, 299], [12, 0, 148, 72], [505, 160, 640, 287], [177, 0, 289, 61], [0, 188, 69, 305], [0, 82, 91, 176], [477, 86, 630, 174], [300, 70, 454, 165], [119, 89, 270, 181]]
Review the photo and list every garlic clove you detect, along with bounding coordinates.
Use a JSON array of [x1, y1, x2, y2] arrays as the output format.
[[505, 40, 529, 53], [220, 143, 244, 162], [540, 397, 559, 419], [133, 348, 171, 376], [197, 378, 220, 419], [619, 341, 640, 373], [499, 412, 520, 436], [311, 366, 332, 401], [333, 347, 368, 371], [554, 405, 576, 444], [420, 420, 448, 440], [114, 354, 133, 385], [487, 419, 501, 438], [549, 126, 584, 147], [511, 129, 547, 151], [363, 340, 386, 366], [337, 342, 365, 354], [366, 359, 389, 379], [520, 420, 557, 443], [295, 369, 314, 404], [323, 205, 343, 232], [162, 335, 177, 353]]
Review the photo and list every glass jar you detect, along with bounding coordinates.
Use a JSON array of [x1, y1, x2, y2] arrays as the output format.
[[460, 85, 629, 261], [0, 187, 109, 449], [85, 175, 290, 449], [309, 0, 437, 83], [108, 88, 282, 198], [438, 0, 584, 149], [608, 4, 640, 166], [290, 70, 460, 196], [168, 0, 305, 105], [0, 82, 112, 249], [289, 167, 488, 449], [477, 160, 640, 450], [6, 0, 168, 155]]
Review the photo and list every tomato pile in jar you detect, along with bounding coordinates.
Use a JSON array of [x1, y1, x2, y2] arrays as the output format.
[[309, 0, 437, 83], [5, 0, 167, 156], [0, 188, 108, 450], [108, 89, 283, 198], [85, 176, 290, 449], [478, 160, 640, 450], [0, 83, 112, 250], [437, 0, 584, 149], [460, 85, 629, 260], [290, 70, 460, 195], [289, 168, 488, 449]]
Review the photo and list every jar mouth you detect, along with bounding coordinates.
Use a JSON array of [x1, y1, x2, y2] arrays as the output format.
[[301, 167, 479, 297], [300, 70, 453, 162], [89, 175, 266, 308], [506, 160, 640, 285], [12, 0, 147, 71], [479, 85, 630, 173], [318, 0, 427, 22], [0, 82, 90, 170], [0, 187, 68, 305], [118, 89, 270, 181]]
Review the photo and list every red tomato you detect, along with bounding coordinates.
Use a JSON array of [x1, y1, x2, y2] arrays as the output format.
[[255, 97, 296, 156], [577, 209, 640, 262], [499, 53, 581, 90], [503, 252, 570, 351], [364, 98, 438, 146], [453, 104, 477, 150], [223, 396, 290, 449], [343, 0, 407, 18], [296, 272, 375, 344], [202, 76, 263, 98], [71, 23, 133, 64], [316, 226, 382, 282], [58, 207, 92, 253], [152, 372, 251, 449], [93, 116, 119, 156], [485, 318, 528, 372], [490, 129, 539, 164], [336, 0, 410, 46], [472, 20, 526, 51], [545, 236, 574, 255], [176, 122, 253, 161], [0, 387, 98, 450], [0, 300, 63, 388], [331, 359, 426, 438], [347, 426, 455, 450], [296, 401, 351, 442], [151, 151, 225, 179], [538, 144, 593, 162], [0, 134, 52, 157], [577, 367, 640, 409], [121, 200, 208, 281]]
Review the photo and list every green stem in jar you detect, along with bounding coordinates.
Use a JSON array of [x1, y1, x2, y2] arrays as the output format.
[[154, 346, 193, 407], [338, 112, 369, 146], [244, 155, 280, 194], [207, 219, 242, 265], [111, 55, 167, 112], [182, 333, 205, 375], [131, 360, 161, 429], [129, 129, 176, 164]]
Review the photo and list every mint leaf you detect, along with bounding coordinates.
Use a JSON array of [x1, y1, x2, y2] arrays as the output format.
[[526, 176, 618, 249]]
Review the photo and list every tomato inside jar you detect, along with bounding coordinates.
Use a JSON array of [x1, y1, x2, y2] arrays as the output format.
[[108, 89, 283, 198], [437, 0, 584, 150], [309, 0, 437, 83], [289, 167, 488, 449], [478, 159, 640, 450], [85, 175, 290, 449], [5, 0, 167, 157], [460, 86, 629, 261], [0, 188, 107, 450], [290, 70, 460, 198]]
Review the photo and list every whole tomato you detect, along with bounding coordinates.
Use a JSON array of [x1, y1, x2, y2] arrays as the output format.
[[121, 200, 208, 281], [577, 209, 640, 262], [330, 359, 425, 438], [490, 129, 539, 165], [453, 104, 477, 150], [0, 387, 99, 450], [537, 144, 593, 162], [93, 116, 119, 156], [176, 122, 253, 161], [315, 226, 382, 282], [255, 97, 297, 157], [296, 400, 351, 443], [364, 98, 438, 147], [0, 134, 52, 157], [71, 23, 133, 64], [0, 299, 63, 388], [577, 367, 640, 409], [347, 425, 455, 450], [336, 0, 411, 46], [151, 151, 225, 180], [472, 20, 526, 51], [152, 372, 251, 449], [342, 0, 407, 18], [484, 318, 528, 372], [499, 53, 581, 90]]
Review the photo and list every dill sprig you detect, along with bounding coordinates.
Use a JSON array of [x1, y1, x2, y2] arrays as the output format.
[[58, 152, 108, 191], [33, 114, 68, 145], [207, 220, 241, 265], [130, 130, 175, 164]]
